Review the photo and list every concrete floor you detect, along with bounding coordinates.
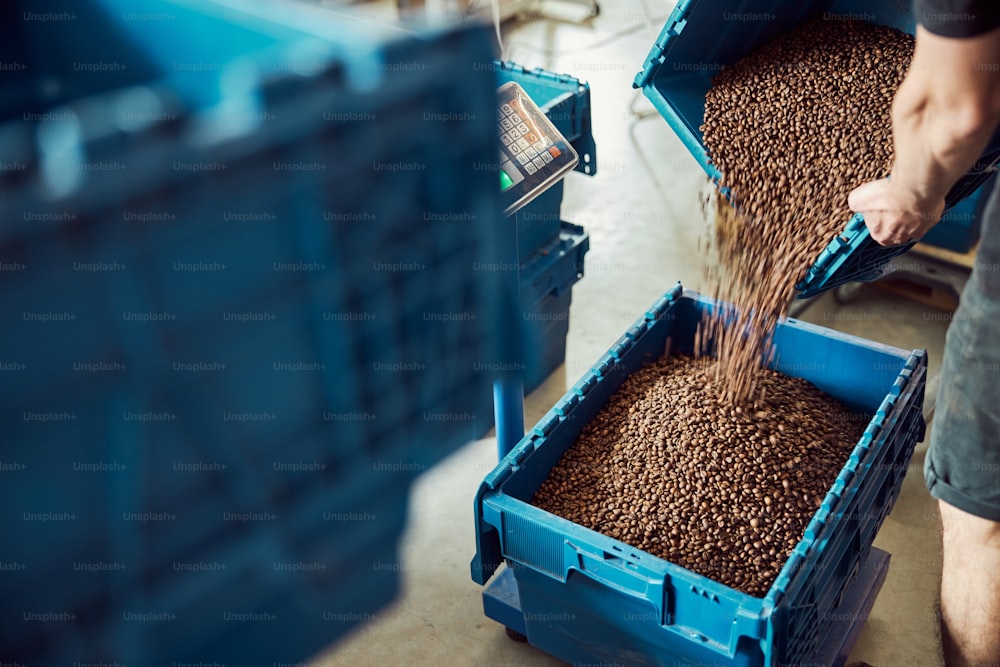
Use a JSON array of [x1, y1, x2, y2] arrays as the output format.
[[317, 3, 954, 665]]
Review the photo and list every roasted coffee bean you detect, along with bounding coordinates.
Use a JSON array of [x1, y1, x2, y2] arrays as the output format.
[[698, 19, 914, 405], [531, 356, 867, 597]]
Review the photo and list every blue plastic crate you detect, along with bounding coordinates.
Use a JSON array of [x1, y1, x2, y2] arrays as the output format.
[[922, 173, 994, 253], [0, 1, 512, 664], [514, 180, 564, 259], [522, 290, 573, 396], [472, 284, 926, 667], [634, 0, 1000, 298], [520, 221, 589, 393], [520, 221, 589, 307]]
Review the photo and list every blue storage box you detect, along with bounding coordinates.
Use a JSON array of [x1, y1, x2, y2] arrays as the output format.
[[514, 180, 564, 260], [472, 285, 926, 666], [0, 1, 512, 664], [520, 221, 589, 394], [634, 0, 1000, 297], [522, 290, 573, 395]]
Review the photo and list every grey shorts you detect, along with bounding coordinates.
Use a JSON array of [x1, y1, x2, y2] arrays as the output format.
[[925, 179, 1000, 522]]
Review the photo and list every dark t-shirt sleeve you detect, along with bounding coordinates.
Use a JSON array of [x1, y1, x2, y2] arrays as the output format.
[[913, 0, 1000, 37]]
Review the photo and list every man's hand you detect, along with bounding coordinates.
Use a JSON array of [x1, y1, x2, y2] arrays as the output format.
[[849, 178, 945, 246], [848, 25, 1000, 248]]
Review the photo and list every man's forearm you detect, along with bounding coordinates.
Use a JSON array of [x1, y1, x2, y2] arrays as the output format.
[[890, 25, 1000, 209], [850, 21, 1000, 246]]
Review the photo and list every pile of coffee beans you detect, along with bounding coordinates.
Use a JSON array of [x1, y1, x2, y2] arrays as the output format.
[[531, 356, 868, 597], [699, 18, 914, 404]]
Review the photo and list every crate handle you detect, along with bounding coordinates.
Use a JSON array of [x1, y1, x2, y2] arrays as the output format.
[[565, 540, 669, 623]]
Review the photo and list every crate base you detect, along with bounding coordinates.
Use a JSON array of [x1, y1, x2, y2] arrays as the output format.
[[483, 548, 891, 667]]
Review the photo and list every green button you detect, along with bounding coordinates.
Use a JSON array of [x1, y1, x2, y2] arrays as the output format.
[[500, 170, 514, 191]]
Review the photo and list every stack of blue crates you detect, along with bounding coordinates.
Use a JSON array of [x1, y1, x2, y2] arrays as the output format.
[[0, 1, 514, 664], [496, 62, 596, 394]]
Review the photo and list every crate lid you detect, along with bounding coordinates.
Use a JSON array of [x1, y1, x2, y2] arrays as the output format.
[[632, 0, 1000, 298]]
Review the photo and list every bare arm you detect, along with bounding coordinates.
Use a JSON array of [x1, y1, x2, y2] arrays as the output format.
[[849, 24, 1000, 246]]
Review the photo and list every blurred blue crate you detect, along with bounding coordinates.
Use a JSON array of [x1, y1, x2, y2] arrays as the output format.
[[519, 221, 589, 308], [472, 285, 926, 666], [634, 0, 1000, 298], [0, 1, 512, 664]]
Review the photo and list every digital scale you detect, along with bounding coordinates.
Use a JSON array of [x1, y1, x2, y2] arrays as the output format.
[[497, 82, 579, 216]]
